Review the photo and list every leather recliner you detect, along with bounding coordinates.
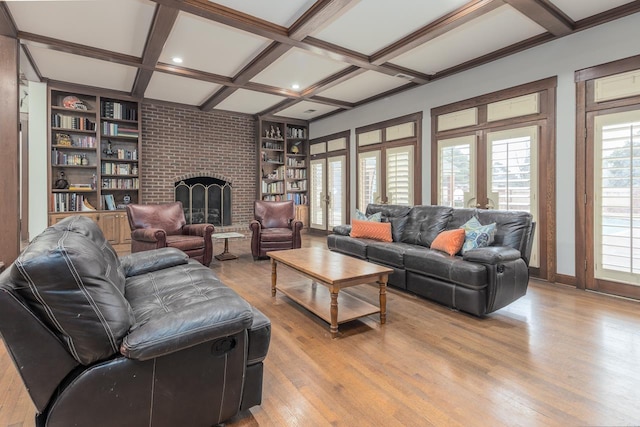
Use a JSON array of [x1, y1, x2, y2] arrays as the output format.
[[126, 201, 214, 266], [0, 215, 270, 427], [250, 200, 303, 260]]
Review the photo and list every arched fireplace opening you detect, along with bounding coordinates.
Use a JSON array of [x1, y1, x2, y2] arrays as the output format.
[[175, 176, 232, 226]]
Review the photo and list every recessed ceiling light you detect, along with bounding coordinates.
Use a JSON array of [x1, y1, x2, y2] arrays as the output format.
[[172, 57, 183, 64], [291, 83, 300, 90]]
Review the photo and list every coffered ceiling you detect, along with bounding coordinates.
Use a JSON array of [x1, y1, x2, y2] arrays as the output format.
[[2, 0, 639, 121]]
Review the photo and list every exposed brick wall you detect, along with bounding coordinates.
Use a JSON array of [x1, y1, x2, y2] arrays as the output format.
[[141, 103, 256, 227]]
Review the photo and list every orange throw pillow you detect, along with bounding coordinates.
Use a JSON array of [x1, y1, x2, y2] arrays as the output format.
[[350, 219, 393, 242], [430, 229, 465, 256]]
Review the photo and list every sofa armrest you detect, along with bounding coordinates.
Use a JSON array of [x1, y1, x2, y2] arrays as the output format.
[[332, 224, 352, 236], [183, 223, 214, 237], [131, 228, 166, 243], [462, 246, 522, 264], [120, 295, 253, 361], [120, 248, 189, 277]]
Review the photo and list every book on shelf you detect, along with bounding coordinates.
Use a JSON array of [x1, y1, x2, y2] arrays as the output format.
[[103, 194, 116, 211]]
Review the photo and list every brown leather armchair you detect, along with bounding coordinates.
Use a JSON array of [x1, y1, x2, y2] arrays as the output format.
[[126, 201, 214, 266], [250, 200, 302, 260]]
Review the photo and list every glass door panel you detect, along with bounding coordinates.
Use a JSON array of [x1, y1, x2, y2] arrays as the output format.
[[437, 135, 476, 208], [358, 150, 381, 210], [327, 155, 346, 228], [310, 158, 325, 230], [487, 126, 539, 267], [386, 145, 413, 205], [594, 110, 640, 285]]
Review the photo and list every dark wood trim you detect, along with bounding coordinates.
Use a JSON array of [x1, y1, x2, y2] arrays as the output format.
[[432, 77, 557, 116], [132, 4, 180, 98], [574, 79, 587, 290], [200, 42, 292, 111], [301, 66, 365, 98], [502, 0, 573, 36], [155, 63, 234, 86], [288, 0, 356, 41], [554, 273, 577, 287], [0, 35, 20, 264], [19, 32, 143, 68], [300, 37, 430, 84], [431, 33, 556, 82], [371, 0, 502, 65], [356, 112, 424, 135], [0, 2, 17, 38], [257, 98, 302, 117], [20, 117, 29, 244], [47, 80, 141, 102], [574, 0, 640, 32], [20, 44, 42, 82], [575, 53, 640, 82], [306, 96, 354, 109]]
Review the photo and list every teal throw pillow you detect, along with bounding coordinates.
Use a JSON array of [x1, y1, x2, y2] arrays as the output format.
[[355, 209, 382, 222], [460, 216, 496, 254]]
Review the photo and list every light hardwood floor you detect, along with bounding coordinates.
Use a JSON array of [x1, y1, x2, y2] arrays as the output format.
[[2, 234, 640, 426]]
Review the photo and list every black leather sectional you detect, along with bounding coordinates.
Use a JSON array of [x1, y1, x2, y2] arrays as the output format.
[[328, 204, 535, 316], [0, 215, 270, 427]]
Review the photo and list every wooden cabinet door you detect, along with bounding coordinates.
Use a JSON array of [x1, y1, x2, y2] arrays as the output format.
[[118, 214, 132, 244], [48, 212, 99, 226], [99, 212, 119, 245]]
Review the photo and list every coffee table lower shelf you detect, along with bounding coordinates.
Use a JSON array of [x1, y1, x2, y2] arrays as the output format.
[[277, 283, 380, 325]]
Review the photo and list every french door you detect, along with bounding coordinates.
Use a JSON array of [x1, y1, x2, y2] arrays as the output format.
[[437, 125, 539, 267], [309, 133, 349, 232], [310, 155, 347, 231]]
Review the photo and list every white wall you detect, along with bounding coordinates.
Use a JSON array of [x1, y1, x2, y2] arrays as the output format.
[[309, 13, 640, 278], [28, 81, 48, 239]]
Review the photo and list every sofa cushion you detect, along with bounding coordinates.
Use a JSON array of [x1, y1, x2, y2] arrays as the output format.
[[51, 215, 125, 293], [367, 242, 416, 268], [365, 204, 412, 221], [260, 228, 294, 242], [431, 229, 465, 256], [476, 209, 533, 253], [326, 234, 369, 259], [166, 234, 205, 251], [12, 223, 135, 365], [401, 205, 453, 247], [460, 217, 496, 254], [123, 260, 253, 360], [355, 209, 382, 222], [350, 219, 392, 242], [404, 248, 487, 289], [389, 216, 409, 242]]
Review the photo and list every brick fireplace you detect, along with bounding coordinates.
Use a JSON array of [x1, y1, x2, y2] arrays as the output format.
[[141, 103, 256, 228]]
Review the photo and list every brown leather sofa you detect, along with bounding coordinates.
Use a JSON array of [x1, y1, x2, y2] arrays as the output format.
[[126, 201, 214, 266], [0, 215, 270, 427], [250, 200, 303, 260]]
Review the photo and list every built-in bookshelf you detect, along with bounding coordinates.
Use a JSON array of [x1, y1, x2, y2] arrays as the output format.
[[48, 87, 141, 251], [257, 117, 309, 226]]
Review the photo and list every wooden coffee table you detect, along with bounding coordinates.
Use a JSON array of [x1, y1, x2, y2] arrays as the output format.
[[267, 247, 392, 338]]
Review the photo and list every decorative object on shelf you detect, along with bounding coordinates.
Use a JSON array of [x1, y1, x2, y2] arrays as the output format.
[[103, 140, 115, 157], [56, 133, 72, 146], [123, 194, 131, 204], [54, 170, 69, 189], [81, 154, 88, 165], [276, 127, 282, 139], [62, 95, 88, 110], [269, 126, 275, 138], [81, 199, 96, 211], [91, 173, 96, 190], [131, 165, 138, 175], [290, 141, 301, 154]]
